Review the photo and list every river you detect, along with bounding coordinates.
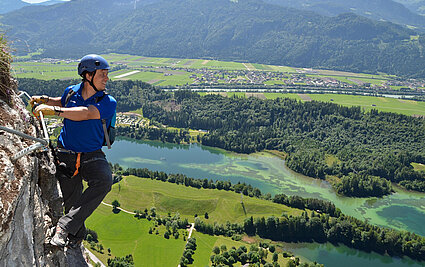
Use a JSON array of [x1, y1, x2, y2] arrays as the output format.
[[105, 138, 425, 267]]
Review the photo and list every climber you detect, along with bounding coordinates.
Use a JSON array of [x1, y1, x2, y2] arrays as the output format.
[[30, 54, 116, 248]]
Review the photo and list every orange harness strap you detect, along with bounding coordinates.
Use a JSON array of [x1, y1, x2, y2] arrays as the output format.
[[72, 153, 82, 177]]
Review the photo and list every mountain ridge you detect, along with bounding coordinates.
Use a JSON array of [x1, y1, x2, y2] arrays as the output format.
[[1, 0, 425, 77], [264, 0, 425, 30]]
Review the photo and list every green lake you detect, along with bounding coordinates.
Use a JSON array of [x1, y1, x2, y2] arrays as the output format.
[[105, 138, 425, 267]]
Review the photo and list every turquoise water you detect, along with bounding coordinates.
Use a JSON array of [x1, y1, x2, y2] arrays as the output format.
[[284, 242, 425, 267], [105, 138, 425, 266]]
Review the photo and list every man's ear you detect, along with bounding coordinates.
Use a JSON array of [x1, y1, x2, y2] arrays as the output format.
[[84, 71, 94, 80]]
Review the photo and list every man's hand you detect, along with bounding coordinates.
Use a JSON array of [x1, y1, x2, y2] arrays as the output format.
[[30, 95, 50, 107], [33, 104, 62, 117]]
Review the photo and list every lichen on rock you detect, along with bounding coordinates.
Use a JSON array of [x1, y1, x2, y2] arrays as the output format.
[[0, 36, 88, 266]]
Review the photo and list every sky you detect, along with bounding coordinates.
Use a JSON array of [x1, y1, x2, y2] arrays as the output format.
[[22, 0, 69, 3], [22, 0, 50, 3]]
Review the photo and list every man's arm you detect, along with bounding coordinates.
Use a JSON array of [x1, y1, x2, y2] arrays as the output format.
[[30, 95, 62, 107], [34, 104, 100, 121], [45, 97, 62, 107]]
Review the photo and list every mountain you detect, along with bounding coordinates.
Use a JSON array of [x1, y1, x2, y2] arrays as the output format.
[[1, 0, 425, 77], [0, 0, 30, 14], [0, 0, 71, 14], [263, 0, 425, 30], [394, 0, 425, 16]]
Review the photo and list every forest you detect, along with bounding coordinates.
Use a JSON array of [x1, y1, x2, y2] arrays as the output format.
[[121, 166, 425, 262], [17, 78, 166, 112], [19, 78, 425, 197], [142, 90, 425, 197]]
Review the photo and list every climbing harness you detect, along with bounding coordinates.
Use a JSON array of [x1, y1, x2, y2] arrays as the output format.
[[0, 91, 50, 162]]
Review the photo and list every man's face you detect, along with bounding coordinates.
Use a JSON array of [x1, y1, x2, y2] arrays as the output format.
[[91, 69, 109, 91]]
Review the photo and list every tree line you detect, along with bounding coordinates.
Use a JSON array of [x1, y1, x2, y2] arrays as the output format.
[[17, 78, 168, 112], [142, 90, 425, 197], [121, 165, 341, 217], [116, 165, 425, 262], [195, 212, 425, 262]]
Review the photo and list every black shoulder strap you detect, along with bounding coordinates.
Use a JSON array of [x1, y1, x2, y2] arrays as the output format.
[[96, 92, 112, 149], [64, 89, 77, 108], [95, 92, 108, 104]]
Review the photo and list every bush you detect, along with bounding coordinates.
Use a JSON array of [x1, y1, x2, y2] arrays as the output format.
[[0, 34, 14, 106]]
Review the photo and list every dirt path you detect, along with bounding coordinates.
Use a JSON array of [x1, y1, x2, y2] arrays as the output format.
[[84, 246, 106, 267], [101, 201, 136, 215], [147, 79, 161, 84], [177, 223, 195, 267], [246, 93, 266, 99], [242, 63, 255, 71], [298, 94, 312, 101]]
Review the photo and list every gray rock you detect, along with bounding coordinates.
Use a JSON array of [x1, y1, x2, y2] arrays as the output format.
[[0, 92, 89, 266]]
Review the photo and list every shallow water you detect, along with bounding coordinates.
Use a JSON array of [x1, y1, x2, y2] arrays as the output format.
[[105, 138, 425, 266]]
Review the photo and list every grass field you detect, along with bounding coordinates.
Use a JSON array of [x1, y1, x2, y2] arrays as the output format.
[[103, 176, 302, 224], [191, 232, 292, 267], [195, 92, 425, 116], [85, 204, 187, 266], [261, 93, 425, 116], [411, 162, 425, 172], [87, 176, 306, 266], [13, 52, 394, 85], [308, 94, 425, 116]]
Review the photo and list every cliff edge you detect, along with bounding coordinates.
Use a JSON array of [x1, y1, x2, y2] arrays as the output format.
[[0, 37, 89, 266]]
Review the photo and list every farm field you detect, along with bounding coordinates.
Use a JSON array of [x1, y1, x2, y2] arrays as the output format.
[[12, 53, 396, 87], [103, 176, 303, 224]]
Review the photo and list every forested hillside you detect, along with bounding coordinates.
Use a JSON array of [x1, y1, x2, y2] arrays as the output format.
[[142, 91, 425, 196], [2, 0, 425, 77], [0, 0, 28, 14], [264, 0, 425, 30], [395, 0, 425, 15]]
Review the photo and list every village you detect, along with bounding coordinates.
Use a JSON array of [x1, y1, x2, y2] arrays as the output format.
[[138, 65, 425, 92]]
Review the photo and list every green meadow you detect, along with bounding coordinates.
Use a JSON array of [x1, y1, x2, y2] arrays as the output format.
[[194, 92, 425, 116], [103, 176, 302, 224], [308, 94, 425, 116], [262, 93, 425, 116], [87, 176, 305, 266], [192, 232, 292, 267], [85, 204, 187, 267]]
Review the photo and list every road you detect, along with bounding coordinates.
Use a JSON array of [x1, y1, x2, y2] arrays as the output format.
[[177, 223, 196, 267], [84, 246, 106, 267]]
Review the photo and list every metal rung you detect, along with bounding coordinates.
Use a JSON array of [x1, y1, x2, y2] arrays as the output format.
[[0, 126, 48, 146], [12, 142, 46, 162], [1, 92, 50, 162]]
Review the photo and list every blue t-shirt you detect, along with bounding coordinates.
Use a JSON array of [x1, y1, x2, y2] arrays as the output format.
[[58, 83, 117, 152]]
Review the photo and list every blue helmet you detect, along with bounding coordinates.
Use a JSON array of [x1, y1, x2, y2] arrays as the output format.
[[78, 54, 110, 76]]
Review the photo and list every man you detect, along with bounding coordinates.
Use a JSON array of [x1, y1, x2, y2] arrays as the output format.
[[31, 54, 116, 248]]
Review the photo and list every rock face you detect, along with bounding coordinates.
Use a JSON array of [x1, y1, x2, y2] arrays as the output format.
[[0, 86, 88, 266]]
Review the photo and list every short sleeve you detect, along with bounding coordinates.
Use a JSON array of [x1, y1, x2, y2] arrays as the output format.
[[93, 95, 117, 120]]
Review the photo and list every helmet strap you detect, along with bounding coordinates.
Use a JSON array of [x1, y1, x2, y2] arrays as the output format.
[[84, 70, 99, 92]]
